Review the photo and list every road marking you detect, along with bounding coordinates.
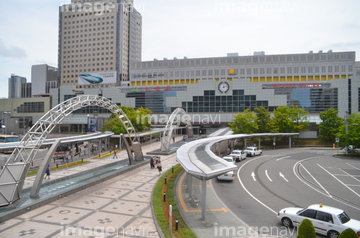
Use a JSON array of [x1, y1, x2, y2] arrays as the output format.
[[237, 156, 277, 214], [298, 162, 332, 198], [279, 172, 289, 182], [276, 156, 290, 161], [339, 168, 360, 183], [318, 164, 360, 198], [265, 170, 272, 182], [251, 171, 256, 181], [347, 163, 360, 171]]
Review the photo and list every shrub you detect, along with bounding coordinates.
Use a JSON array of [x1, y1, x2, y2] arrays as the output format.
[[297, 219, 315, 238], [339, 228, 358, 238]]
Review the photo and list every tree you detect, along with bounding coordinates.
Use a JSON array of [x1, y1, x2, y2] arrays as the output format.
[[229, 109, 258, 134], [100, 106, 152, 134], [339, 228, 358, 238], [318, 108, 343, 143], [272, 106, 309, 133], [336, 113, 360, 150], [254, 107, 274, 133], [297, 219, 315, 238]]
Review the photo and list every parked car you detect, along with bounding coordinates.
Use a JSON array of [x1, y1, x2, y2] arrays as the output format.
[[244, 147, 262, 156], [222, 156, 236, 165], [277, 204, 360, 238], [342, 145, 360, 154], [217, 170, 235, 181], [229, 149, 247, 162]]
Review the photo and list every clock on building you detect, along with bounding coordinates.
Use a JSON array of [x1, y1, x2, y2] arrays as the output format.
[[218, 81, 230, 93]]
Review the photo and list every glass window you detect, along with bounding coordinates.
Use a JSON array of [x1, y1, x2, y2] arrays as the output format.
[[299, 209, 316, 219], [316, 211, 333, 223]]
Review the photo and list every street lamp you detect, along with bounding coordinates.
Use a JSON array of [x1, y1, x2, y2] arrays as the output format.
[[345, 111, 349, 155], [2, 112, 11, 135]]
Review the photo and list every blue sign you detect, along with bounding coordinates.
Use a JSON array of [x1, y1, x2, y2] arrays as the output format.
[[87, 117, 98, 132]]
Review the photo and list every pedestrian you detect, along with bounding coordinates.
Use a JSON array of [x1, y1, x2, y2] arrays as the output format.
[[45, 165, 51, 179], [130, 147, 134, 159], [113, 149, 118, 159], [156, 161, 162, 175], [273, 142, 276, 150], [150, 156, 155, 169], [173, 136, 175, 143]]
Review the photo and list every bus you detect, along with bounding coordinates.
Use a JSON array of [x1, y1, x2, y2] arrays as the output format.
[[0, 135, 19, 143]]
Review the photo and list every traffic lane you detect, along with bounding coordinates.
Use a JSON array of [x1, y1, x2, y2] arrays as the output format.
[[213, 149, 359, 237], [296, 156, 360, 220]]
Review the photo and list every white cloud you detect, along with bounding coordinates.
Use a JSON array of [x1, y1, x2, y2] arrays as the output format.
[[0, 0, 359, 98]]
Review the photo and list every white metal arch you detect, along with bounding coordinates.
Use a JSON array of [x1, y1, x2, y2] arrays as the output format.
[[0, 95, 141, 206], [160, 108, 192, 151]]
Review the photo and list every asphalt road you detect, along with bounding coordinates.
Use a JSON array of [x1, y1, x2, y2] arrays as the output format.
[[212, 147, 360, 238]]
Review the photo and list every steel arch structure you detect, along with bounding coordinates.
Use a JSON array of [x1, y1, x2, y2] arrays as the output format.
[[160, 108, 192, 151], [0, 95, 141, 206]]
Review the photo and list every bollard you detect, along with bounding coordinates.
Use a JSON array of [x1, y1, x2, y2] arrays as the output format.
[[163, 192, 166, 202], [164, 177, 167, 184], [56, 163, 58, 168], [172, 166, 174, 173], [175, 218, 179, 230]]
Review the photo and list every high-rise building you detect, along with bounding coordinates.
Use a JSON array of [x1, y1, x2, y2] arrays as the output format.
[[58, 0, 142, 88], [31, 64, 58, 96], [8, 74, 28, 98]]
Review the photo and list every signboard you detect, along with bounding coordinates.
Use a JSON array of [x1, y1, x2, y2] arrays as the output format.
[[335, 138, 339, 143], [87, 117, 98, 132], [78, 71, 117, 85]]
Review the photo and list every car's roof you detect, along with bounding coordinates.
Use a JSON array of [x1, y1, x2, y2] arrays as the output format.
[[230, 150, 241, 153], [223, 156, 234, 159], [307, 204, 344, 215]]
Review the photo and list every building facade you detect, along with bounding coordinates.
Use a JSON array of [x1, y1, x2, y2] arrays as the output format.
[[8, 74, 28, 99], [31, 64, 58, 96], [58, 0, 142, 90]]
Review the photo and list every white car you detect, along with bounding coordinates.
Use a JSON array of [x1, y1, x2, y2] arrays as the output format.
[[244, 147, 262, 156], [229, 150, 247, 162], [277, 204, 360, 238], [222, 156, 236, 165], [217, 171, 235, 181]]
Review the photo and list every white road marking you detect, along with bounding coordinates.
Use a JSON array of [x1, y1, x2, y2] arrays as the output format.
[[347, 163, 360, 171], [276, 156, 290, 161], [318, 164, 360, 198], [251, 171, 256, 181], [339, 168, 360, 183], [298, 163, 332, 198], [265, 170, 272, 182], [237, 156, 277, 214], [279, 172, 289, 182]]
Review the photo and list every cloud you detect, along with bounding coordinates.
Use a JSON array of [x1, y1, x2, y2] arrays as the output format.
[[0, 39, 27, 59]]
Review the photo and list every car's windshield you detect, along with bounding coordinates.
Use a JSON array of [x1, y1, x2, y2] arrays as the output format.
[[338, 212, 351, 224], [224, 158, 232, 163], [232, 151, 240, 154]]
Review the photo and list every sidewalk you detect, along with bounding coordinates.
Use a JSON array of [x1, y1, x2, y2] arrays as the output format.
[[0, 135, 280, 238], [0, 139, 179, 237]]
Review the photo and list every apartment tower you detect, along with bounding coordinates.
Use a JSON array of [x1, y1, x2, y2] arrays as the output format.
[[58, 0, 142, 88]]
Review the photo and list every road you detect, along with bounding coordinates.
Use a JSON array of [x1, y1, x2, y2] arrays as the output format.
[[212, 147, 360, 237]]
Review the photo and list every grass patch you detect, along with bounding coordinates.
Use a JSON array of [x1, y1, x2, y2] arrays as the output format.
[[153, 164, 197, 238]]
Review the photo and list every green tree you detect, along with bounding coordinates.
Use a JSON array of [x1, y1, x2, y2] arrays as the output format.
[[336, 113, 360, 150], [297, 219, 315, 238], [254, 107, 274, 133], [100, 106, 152, 134], [339, 228, 358, 238], [229, 108, 258, 134], [272, 106, 309, 133], [318, 108, 343, 143]]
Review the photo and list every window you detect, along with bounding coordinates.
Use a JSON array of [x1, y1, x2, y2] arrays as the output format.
[[316, 211, 333, 223], [299, 209, 316, 219]]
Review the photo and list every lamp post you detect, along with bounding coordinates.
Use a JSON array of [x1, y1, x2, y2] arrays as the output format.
[[3, 112, 11, 135], [345, 111, 349, 155]]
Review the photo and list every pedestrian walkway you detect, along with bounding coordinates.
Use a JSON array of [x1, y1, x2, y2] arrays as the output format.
[[0, 134, 281, 238], [0, 139, 179, 237]]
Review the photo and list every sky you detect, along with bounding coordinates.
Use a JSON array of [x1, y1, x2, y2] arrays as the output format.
[[0, 0, 359, 98]]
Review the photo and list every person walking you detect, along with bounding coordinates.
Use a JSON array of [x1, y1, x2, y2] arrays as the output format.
[[45, 165, 51, 179], [156, 162, 162, 175], [113, 150, 118, 159], [150, 156, 155, 169]]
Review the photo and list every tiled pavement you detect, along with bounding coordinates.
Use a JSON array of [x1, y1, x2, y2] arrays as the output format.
[[0, 140, 178, 238]]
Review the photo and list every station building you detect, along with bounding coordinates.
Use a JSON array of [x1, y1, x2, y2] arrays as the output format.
[[47, 50, 360, 137]]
